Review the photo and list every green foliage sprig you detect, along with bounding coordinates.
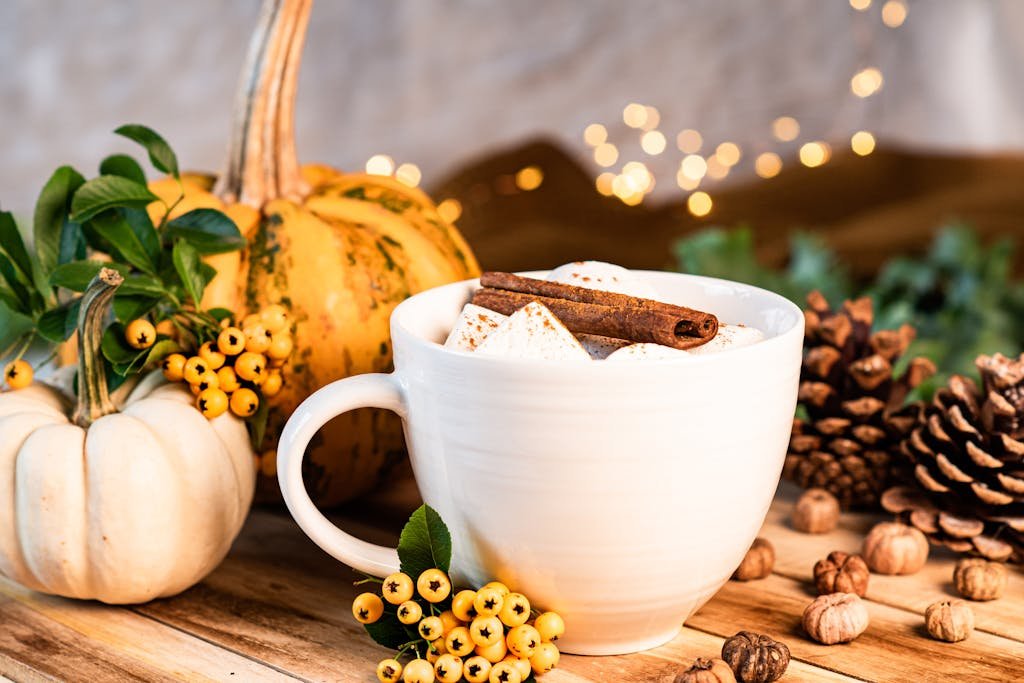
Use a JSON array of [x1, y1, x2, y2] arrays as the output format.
[[675, 224, 1024, 396], [0, 125, 245, 390]]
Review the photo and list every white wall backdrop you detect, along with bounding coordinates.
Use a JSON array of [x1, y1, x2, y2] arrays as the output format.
[[2, 0, 1023, 210]]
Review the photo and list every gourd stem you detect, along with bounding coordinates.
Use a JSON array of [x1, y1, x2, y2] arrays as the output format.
[[215, 0, 311, 206], [72, 268, 123, 428]]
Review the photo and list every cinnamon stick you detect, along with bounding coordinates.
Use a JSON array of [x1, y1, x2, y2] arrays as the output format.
[[471, 272, 718, 349]]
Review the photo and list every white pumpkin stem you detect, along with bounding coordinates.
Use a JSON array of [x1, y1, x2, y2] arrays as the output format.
[[72, 268, 123, 428], [215, 0, 312, 207]]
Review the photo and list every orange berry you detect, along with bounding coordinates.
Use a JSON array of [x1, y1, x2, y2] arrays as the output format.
[[261, 370, 283, 397], [230, 387, 260, 417], [198, 341, 226, 370], [182, 356, 209, 384], [266, 332, 293, 361], [243, 324, 272, 354], [196, 388, 228, 418], [3, 360, 32, 389], [125, 319, 156, 350], [217, 327, 246, 355], [234, 352, 266, 382], [216, 366, 241, 393], [189, 371, 219, 395], [162, 353, 187, 382], [260, 304, 289, 333]]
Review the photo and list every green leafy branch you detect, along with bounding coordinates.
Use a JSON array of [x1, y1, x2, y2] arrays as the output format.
[[0, 125, 245, 390]]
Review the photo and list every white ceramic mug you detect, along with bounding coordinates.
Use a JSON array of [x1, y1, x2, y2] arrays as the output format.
[[277, 271, 803, 655]]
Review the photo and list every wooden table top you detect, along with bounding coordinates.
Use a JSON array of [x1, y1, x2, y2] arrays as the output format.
[[1, 481, 1022, 683]]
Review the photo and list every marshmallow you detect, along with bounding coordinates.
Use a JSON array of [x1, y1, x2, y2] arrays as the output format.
[[577, 333, 631, 360], [687, 324, 766, 355], [605, 343, 691, 361], [475, 302, 591, 361], [547, 261, 659, 299], [444, 303, 507, 351]]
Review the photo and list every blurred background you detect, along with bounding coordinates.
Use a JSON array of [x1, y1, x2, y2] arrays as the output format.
[[4, 0, 1024, 384]]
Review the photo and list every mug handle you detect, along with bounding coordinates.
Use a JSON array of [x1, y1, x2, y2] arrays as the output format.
[[277, 373, 406, 577]]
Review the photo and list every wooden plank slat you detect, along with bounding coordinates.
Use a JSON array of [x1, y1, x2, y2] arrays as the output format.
[[761, 491, 1024, 643], [688, 573, 1024, 683], [0, 577, 292, 682]]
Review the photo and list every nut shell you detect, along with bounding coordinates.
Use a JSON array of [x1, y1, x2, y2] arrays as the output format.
[[733, 538, 775, 582], [925, 599, 974, 642], [793, 488, 841, 534], [862, 521, 929, 575], [953, 558, 1007, 601], [802, 592, 869, 645], [674, 657, 737, 683], [721, 631, 790, 683], [813, 551, 870, 597]]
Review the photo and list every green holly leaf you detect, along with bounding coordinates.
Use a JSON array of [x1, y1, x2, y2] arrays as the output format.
[[398, 505, 452, 579], [114, 124, 179, 178], [165, 209, 246, 254], [70, 175, 158, 223], [33, 165, 85, 277], [99, 154, 147, 184], [172, 239, 206, 305]]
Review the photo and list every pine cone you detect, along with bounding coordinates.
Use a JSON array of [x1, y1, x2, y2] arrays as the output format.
[[783, 291, 936, 510], [882, 353, 1024, 563]]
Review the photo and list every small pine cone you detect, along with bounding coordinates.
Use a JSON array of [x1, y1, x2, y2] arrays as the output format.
[[783, 292, 936, 510], [883, 353, 1024, 564]]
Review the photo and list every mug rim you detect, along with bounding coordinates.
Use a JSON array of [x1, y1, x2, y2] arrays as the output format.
[[391, 270, 805, 368]]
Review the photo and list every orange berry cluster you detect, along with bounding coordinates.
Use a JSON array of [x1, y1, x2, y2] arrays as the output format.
[[157, 304, 293, 420], [353, 568, 564, 683]]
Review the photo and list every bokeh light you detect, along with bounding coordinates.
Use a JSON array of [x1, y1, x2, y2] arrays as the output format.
[[594, 142, 619, 167], [754, 152, 782, 178], [772, 116, 800, 142], [799, 141, 832, 167], [851, 67, 884, 97], [623, 103, 648, 128], [437, 198, 462, 223], [640, 130, 667, 155], [515, 166, 544, 191], [395, 163, 421, 187], [365, 154, 395, 176], [715, 142, 741, 166], [881, 0, 907, 27], [595, 172, 616, 196], [851, 131, 876, 156], [687, 191, 713, 217], [676, 129, 703, 154], [583, 123, 608, 147], [680, 154, 708, 180]]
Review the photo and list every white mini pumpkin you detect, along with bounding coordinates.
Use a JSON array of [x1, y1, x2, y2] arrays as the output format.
[[0, 268, 255, 604]]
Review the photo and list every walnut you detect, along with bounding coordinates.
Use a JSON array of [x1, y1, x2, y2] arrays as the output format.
[[953, 558, 1007, 601], [792, 488, 840, 534], [862, 521, 928, 575], [732, 538, 775, 581], [813, 551, 870, 597], [720, 631, 790, 683], [925, 599, 974, 642], [674, 657, 737, 683], [802, 592, 869, 644]]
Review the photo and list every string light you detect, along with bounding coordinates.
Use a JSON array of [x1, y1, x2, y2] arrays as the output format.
[[583, 123, 608, 147], [851, 67, 884, 97], [642, 106, 661, 131], [640, 130, 667, 155], [687, 191, 713, 217], [595, 172, 616, 196], [593, 143, 619, 167], [715, 142, 742, 167], [799, 142, 832, 167], [705, 155, 730, 180], [365, 154, 394, 176], [515, 166, 544, 191], [772, 117, 800, 142], [881, 0, 907, 27], [437, 198, 462, 223], [849, 0, 871, 10], [675, 171, 700, 191], [395, 163, 421, 187], [623, 103, 647, 128], [754, 152, 782, 179], [676, 129, 703, 154], [680, 154, 708, 180], [851, 131, 876, 156]]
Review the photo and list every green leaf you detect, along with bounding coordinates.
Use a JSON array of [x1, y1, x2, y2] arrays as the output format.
[[397, 505, 452, 578], [99, 154, 147, 184], [112, 294, 160, 323], [207, 307, 234, 322], [0, 252, 31, 311], [124, 207, 161, 264], [70, 175, 158, 223], [172, 240, 205, 305], [36, 299, 80, 344], [58, 218, 87, 266], [33, 166, 85, 276], [119, 274, 166, 297], [101, 323, 136, 363], [0, 212, 35, 286], [87, 210, 156, 273], [142, 338, 179, 368], [0, 300, 34, 352], [49, 261, 130, 292], [114, 124, 178, 178], [248, 391, 270, 450], [362, 614, 409, 650], [165, 209, 246, 254]]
